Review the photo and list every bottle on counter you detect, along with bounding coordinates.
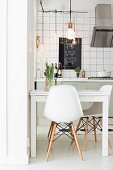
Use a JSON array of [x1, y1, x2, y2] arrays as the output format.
[[82, 70, 85, 78], [79, 70, 82, 78], [54, 63, 58, 78], [79, 70, 85, 78], [36, 68, 40, 79], [57, 62, 62, 78]]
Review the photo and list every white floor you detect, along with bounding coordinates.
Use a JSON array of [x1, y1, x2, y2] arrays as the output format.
[[1, 126, 113, 170]]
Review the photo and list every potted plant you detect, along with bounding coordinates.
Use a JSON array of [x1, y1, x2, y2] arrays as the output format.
[[74, 66, 80, 77], [44, 62, 54, 90]]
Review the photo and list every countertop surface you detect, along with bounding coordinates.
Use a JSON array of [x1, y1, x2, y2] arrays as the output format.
[[35, 78, 113, 83]]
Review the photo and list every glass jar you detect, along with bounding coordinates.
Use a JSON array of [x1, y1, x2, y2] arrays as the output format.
[[44, 77, 54, 91]]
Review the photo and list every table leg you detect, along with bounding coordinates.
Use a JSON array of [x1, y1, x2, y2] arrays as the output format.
[[102, 96, 109, 156], [31, 97, 37, 158]]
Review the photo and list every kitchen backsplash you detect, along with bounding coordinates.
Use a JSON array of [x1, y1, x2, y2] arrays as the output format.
[[36, 9, 113, 78]]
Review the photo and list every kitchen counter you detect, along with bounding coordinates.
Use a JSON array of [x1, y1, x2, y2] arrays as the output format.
[[35, 78, 113, 83]]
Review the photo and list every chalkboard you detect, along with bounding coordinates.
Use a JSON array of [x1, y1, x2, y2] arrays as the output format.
[[59, 38, 82, 69]]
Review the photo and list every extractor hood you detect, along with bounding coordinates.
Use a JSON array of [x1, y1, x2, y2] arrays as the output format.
[[90, 4, 113, 47]]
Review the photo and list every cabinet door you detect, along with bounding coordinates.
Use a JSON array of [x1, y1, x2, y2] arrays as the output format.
[[61, 81, 87, 90], [86, 82, 101, 90]]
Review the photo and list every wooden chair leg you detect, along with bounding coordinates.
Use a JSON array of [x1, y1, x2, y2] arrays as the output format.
[[71, 122, 83, 161], [71, 118, 82, 145], [93, 117, 97, 142], [76, 117, 82, 133], [70, 126, 74, 145], [48, 122, 54, 141], [108, 138, 112, 149], [84, 117, 89, 150], [48, 121, 53, 138], [47, 122, 55, 152], [47, 122, 54, 152], [46, 122, 57, 161]]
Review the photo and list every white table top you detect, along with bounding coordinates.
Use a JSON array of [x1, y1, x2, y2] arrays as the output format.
[[30, 90, 109, 96]]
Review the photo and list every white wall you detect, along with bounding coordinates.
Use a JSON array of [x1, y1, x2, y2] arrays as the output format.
[[3, 0, 34, 164], [27, 0, 36, 157], [0, 0, 34, 165], [0, 0, 7, 164], [7, 0, 28, 164], [36, 0, 113, 78]]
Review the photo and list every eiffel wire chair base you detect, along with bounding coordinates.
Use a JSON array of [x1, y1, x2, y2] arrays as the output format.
[[77, 116, 102, 134], [93, 116, 113, 132], [76, 116, 113, 149], [48, 122, 75, 142], [46, 121, 83, 161]]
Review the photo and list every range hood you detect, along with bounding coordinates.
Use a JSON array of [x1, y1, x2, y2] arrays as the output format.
[[91, 4, 113, 47]]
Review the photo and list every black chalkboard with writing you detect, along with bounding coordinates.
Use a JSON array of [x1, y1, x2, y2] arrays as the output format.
[[59, 38, 82, 69]]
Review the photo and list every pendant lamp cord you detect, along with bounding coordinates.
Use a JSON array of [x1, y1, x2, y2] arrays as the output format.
[[70, 0, 71, 23]]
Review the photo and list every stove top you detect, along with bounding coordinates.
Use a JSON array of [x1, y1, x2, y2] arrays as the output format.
[[88, 77, 113, 80]]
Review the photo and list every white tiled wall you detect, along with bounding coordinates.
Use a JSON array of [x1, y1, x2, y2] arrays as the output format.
[[36, 5, 113, 78]]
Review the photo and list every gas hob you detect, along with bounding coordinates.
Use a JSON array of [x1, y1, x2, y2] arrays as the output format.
[[88, 77, 113, 80]]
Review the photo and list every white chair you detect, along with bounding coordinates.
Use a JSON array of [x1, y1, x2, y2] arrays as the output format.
[[44, 85, 83, 161], [76, 85, 112, 149]]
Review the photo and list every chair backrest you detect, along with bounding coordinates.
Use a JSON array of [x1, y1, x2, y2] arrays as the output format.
[[44, 85, 83, 123], [99, 85, 112, 97], [83, 85, 112, 115]]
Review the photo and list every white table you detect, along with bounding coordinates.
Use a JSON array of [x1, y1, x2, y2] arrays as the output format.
[[30, 90, 109, 158]]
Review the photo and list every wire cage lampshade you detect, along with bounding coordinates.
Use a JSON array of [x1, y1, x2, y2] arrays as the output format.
[[65, 0, 78, 44]]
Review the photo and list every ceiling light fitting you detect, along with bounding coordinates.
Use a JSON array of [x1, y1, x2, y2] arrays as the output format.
[[65, 0, 76, 43], [39, 0, 88, 45], [39, 0, 88, 15]]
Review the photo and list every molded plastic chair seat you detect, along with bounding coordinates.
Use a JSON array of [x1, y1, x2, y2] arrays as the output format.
[[44, 85, 83, 161], [76, 85, 112, 149]]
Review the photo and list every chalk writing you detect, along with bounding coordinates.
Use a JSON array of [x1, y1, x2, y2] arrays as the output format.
[[59, 38, 82, 69]]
